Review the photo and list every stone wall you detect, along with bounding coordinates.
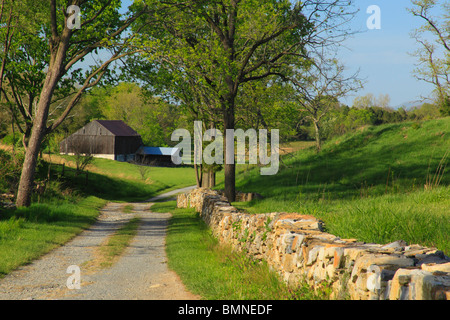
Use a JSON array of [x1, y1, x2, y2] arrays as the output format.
[[177, 188, 450, 300]]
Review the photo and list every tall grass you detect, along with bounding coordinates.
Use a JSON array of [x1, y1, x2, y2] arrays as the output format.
[[0, 196, 106, 276], [425, 150, 448, 190], [223, 118, 450, 254]]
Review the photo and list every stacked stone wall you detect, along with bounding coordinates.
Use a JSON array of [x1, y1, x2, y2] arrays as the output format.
[[177, 188, 450, 300]]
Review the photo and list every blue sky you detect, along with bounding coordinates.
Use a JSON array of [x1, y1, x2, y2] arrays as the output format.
[[337, 0, 436, 107]]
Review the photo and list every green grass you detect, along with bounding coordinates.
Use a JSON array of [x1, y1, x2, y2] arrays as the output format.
[[96, 217, 141, 269], [47, 155, 196, 202], [122, 204, 134, 213], [219, 117, 450, 254], [151, 200, 329, 300], [0, 196, 107, 277]]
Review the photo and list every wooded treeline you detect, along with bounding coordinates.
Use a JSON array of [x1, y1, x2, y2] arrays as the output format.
[[1, 82, 442, 150]]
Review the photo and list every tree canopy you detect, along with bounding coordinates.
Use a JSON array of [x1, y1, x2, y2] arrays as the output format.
[[126, 0, 357, 200]]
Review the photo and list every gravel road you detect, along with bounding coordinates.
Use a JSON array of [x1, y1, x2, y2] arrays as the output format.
[[0, 186, 199, 300]]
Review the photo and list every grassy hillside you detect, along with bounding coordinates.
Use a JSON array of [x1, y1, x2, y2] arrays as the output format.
[[43, 154, 196, 202], [222, 118, 450, 254]]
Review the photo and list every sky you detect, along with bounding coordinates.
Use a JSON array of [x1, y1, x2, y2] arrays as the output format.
[[337, 0, 436, 108]]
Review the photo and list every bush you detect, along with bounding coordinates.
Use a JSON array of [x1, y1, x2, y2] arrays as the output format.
[[0, 150, 23, 194], [41, 132, 65, 154], [2, 134, 22, 148]]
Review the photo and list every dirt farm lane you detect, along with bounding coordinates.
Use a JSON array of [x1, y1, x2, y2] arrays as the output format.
[[0, 186, 199, 300]]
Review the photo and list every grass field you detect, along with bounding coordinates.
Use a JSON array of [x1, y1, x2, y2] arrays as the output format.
[[219, 118, 450, 254], [43, 154, 196, 202], [0, 196, 106, 276]]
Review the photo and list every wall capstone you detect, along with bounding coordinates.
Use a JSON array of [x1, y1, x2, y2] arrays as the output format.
[[177, 188, 450, 300]]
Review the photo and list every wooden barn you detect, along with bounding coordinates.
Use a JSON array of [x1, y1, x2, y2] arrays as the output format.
[[59, 120, 143, 162]]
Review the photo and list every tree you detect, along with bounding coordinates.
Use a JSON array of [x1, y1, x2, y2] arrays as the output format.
[[290, 59, 362, 152], [100, 82, 182, 146], [1, 13, 51, 149], [409, 101, 441, 120], [352, 93, 376, 109], [0, 0, 46, 145], [133, 0, 357, 201], [0, 0, 15, 98], [409, 0, 450, 116], [237, 78, 300, 142], [12, 0, 147, 207]]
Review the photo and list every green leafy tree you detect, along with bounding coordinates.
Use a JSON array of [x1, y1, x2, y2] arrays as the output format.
[[409, 102, 441, 120], [131, 0, 357, 201], [0, 0, 48, 142], [409, 0, 450, 116], [237, 78, 300, 141], [100, 82, 181, 146], [11, 0, 147, 207], [290, 58, 362, 152]]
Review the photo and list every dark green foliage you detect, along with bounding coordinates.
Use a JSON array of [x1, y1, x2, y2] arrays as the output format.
[[0, 150, 23, 194]]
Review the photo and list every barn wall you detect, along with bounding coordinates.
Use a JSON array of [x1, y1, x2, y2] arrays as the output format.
[[75, 121, 115, 136], [60, 121, 142, 159], [114, 136, 142, 156], [60, 135, 115, 155]]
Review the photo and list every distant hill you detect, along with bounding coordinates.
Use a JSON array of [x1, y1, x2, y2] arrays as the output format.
[[394, 98, 434, 110]]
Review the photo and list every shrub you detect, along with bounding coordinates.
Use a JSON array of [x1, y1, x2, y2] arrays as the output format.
[[0, 150, 23, 194], [2, 134, 22, 147]]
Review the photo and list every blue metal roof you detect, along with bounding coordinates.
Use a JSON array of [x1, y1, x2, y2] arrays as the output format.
[[137, 147, 179, 156]]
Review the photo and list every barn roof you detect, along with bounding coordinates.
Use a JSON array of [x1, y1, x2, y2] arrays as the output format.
[[95, 120, 140, 136]]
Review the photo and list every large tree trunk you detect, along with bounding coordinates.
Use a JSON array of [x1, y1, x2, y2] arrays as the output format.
[[201, 169, 216, 188], [15, 113, 47, 207], [224, 103, 236, 202], [201, 171, 210, 188], [209, 169, 216, 188], [15, 18, 71, 207], [313, 120, 321, 153], [15, 72, 61, 207]]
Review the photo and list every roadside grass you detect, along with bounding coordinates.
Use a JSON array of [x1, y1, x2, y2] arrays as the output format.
[[0, 196, 106, 277], [123, 204, 134, 213], [151, 200, 329, 300], [222, 118, 450, 254], [234, 187, 449, 253]]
